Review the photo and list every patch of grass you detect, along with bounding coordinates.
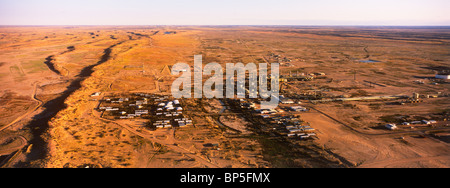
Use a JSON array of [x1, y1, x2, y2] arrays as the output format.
[[67, 52, 87, 63], [10, 65, 26, 82], [0, 73, 8, 79], [9, 65, 24, 76], [21, 59, 47, 73], [31, 50, 52, 56]]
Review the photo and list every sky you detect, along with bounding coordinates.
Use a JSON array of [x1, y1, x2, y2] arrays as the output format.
[[0, 0, 449, 25]]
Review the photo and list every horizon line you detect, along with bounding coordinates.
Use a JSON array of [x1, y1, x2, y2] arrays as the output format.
[[1, 24, 450, 27]]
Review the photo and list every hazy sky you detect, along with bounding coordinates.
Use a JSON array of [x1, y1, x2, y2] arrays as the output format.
[[0, 0, 449, 25]]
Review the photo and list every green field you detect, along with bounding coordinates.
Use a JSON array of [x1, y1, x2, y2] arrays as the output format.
[[21, 59, 47, 73]]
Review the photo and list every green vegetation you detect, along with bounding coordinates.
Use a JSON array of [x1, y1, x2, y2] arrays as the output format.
[[9, 65, 24, 76], [21, 59, 47, 73]]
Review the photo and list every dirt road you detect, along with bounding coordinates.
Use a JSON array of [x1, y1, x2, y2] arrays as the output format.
[[302, 105, 450, 168], [0, 83, 43, 133], [358, 155, 450, 168], [309, 106, 450, 137], [0, 136, 27, 156]]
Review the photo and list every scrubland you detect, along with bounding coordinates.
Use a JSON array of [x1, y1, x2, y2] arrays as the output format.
[[0, 26, 449, 168]]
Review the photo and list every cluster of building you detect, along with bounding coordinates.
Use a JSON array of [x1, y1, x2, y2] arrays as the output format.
[[290, 132, 317, 140], [386, 120, 438, 130], [256, 109, 279, 115], [286, 124, 315, 135], [97, 94, 193, 129], [270, 115, 317, 139], [152, 98, 193, 129], [98, 96, 150, 119], [99, 106, 119, 111], [119, 110, 149, 119], [156, 100, 183, 117], [232, 92, 316, 140], [267, 52, 293, 63], [152, 118, 193, 129], [236, 95, 315, 139], [176, 118, 193, 127], [153, 120, 173, 129], [240, 100, 256, 109]]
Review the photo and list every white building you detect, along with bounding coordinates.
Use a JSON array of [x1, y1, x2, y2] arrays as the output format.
[[290, 106, 308, 112], [289, 129, 302, 133], [436, 74, 450, 80], [299, 135, 310, 139], [385, 124, 398, 130], [422, 120, 437, 125], [135, 110, 149, 115], [280, 98, 295, 104], [91, 92, 101, 97], [287, 134, 296, 137]]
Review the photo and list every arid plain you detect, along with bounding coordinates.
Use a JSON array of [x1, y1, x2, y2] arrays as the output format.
[[0, 26, 449, 168]]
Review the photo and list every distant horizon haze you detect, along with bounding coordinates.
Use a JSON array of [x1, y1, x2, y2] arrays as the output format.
[[0, 0, 449, 26]]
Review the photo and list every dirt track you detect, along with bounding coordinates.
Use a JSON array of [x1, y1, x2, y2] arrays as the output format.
[[309, 105, 450, 137], [359, 155, 450, 168], [0, 136, 27, 156], [99, 116, 221, 168], [301, 107, 450, 168], [0, 83, 42, 133]]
